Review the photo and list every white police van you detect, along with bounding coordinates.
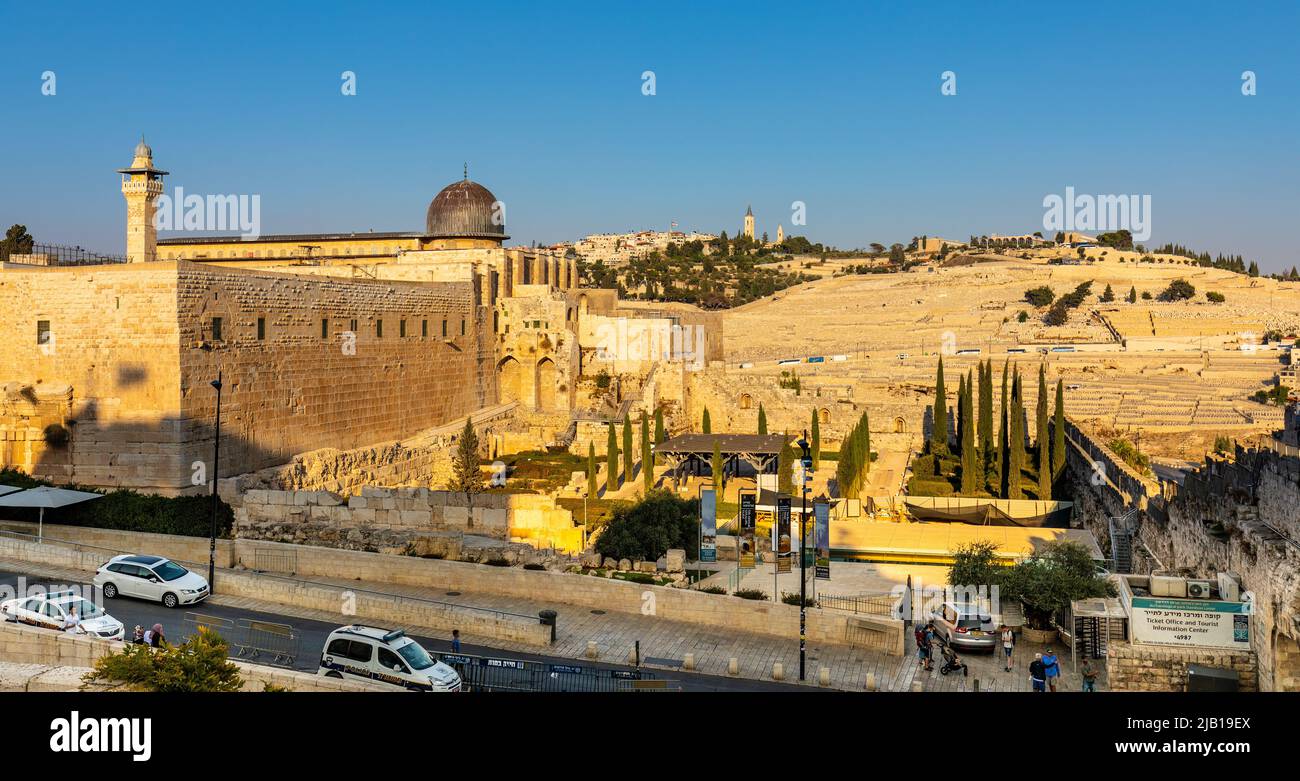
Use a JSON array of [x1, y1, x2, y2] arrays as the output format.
[[318, 625, 461, 692]]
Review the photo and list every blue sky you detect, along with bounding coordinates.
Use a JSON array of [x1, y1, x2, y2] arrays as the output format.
[[3, 1, 1298, 270]]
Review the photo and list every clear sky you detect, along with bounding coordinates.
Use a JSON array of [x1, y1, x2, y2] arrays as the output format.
[[3, 1, 1298, 270]]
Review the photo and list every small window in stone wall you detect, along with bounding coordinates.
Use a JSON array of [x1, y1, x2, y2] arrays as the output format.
[[257, 317, 266, 341], [461, 318, 466, 336], [37, 320, 51, 347], [400, 319, 407, 338], [442, 319, 448, 338], [421, 319, 428, 338], [376, 319, 384, 338], [321, 318, 329, 339], [211, 317, 223, 341], [350, 318, 358, 333]]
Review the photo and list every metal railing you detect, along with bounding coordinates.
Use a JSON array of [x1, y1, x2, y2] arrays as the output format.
[[437, 651, 677, 692], [817, 592, 896, 617], [179, 612, 298, 667], [1, 243, 127, 266]]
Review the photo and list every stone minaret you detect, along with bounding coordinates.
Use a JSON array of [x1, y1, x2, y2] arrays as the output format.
[[117, 137, 168, 263], [743, 204, 755, 239], [776, 224, 784, 244]]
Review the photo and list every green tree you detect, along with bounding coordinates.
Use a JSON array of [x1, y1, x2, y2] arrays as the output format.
[[622, 414, 633, 486], [1127, 286, 1137, 304], [712, 439, 724, 489], [1002, 541, 1114, 629], [606, 423, 619, 490], [932, 357, 949, 456], [654, 407, 666, 445], [587, 442, 598, 498], [1008, 370, 1024, 500], [0, 224, 35, 260], [593, 490, 700, 561], [1100, 283, 1115, 302], [978, 360, 993, 481], [1052, 379, 1066, 479], [84, 626, 243, 692], [1036, 366, 1051, 500], [999, 361, 1010, 497], [450, 417, 484, 517], [702, 407, 711, 434], [948, 541, 1003, 590], [757, 404, 768, 436], [642, 426, 654, 493], [960, 372, 978, 494], [810, 409, 821, 470], [778, 436, 794, 495]]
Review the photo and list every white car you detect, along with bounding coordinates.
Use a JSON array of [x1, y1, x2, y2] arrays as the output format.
[[1, 590, 125, 641], [319, 625, 461, 692], [93, 554, 210, 609]]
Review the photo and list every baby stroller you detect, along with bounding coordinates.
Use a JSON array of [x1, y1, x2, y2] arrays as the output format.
[[939, 644, 968, 676]]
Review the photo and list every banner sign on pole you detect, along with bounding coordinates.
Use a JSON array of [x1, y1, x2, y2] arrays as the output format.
[[814, 502, 830, 580], [700, 488, 717, 563], [739, 493, 756, 569], [776, 497, 791, 574]]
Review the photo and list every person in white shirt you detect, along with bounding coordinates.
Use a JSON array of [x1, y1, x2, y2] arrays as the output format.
[[62, 606, 82, 634], [1001, 626, 1015, 672]]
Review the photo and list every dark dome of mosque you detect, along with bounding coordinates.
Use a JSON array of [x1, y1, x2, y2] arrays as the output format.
[[425, 174, 507, 240]]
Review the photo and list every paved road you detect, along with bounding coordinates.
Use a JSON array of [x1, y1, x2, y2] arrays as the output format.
[[0, 568, 806, 693]]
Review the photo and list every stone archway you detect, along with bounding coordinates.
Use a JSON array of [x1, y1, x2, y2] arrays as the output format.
[[740, 394, 753, 410], [536, 357, 557, 411], [819, 408, 830, 424], [498, 356, 523, 403], [894, 416, 907, 434]]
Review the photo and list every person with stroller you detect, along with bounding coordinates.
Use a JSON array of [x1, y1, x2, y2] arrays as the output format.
[[939, 642, 967, 676]]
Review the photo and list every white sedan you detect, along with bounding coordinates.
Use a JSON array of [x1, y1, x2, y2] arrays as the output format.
[[93, 554, 210, 609], [1, 590, 125, 641]]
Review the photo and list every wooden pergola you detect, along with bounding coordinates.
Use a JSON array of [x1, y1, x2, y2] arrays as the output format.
[[654, 433, 787, 485]]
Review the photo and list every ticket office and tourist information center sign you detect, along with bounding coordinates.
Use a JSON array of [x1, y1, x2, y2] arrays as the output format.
[[1130, 596, 1251, 650]]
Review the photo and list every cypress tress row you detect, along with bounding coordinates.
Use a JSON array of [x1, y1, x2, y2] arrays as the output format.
[[835, 410, 872, 499]]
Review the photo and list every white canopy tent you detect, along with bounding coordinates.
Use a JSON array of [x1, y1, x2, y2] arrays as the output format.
[[0, 486, 24, 498], [0, 487, 103, 541]]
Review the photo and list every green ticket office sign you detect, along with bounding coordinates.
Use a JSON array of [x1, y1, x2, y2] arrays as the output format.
[[1130, 596, 1251, 650]]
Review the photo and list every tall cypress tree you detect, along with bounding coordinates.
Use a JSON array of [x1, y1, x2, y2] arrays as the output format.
[[642, 424, 654, 493], [1008, 368, 1024, 499], [1036, 365, 1051, 500], [587, 442, 598, 498], [622, 413, 633, 486], [932, 357, 949, 456], [654, 407, 665, 445], [702, 407, 711, 434], [961, 372, 977, 494], [1052, 379, 1067, 478], [757, 404, 768, 436], [712, 439, 724, 489], [810, 409, 821, 470], [778, 435, 793, 495], [978, 360, 993, 480], [956, 373, 966, 454], [999, 360, 1010, 498], [606, 423, 618, 490]]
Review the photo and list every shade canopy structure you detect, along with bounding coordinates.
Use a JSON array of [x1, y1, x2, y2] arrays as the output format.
[[655, 433, 788, 485], [0, 486, 103, 541], [0, 486, 24, 498]]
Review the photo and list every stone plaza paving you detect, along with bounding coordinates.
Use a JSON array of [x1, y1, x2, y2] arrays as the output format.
[[0, 555, 1103, 692]]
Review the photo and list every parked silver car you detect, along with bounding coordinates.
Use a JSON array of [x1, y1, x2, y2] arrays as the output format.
[[928, 601, 998, 651]]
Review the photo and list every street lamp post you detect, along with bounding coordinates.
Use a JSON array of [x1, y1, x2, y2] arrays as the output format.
[[208, 371, 223, 591], [797, 431, 812, 682]]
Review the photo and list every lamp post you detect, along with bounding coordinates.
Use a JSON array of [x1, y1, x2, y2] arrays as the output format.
[[208, 371, 223, 591], [796, 431, 812, 682]]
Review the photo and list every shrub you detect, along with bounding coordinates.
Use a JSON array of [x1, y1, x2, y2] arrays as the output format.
[[1141, 291, 1153, 300], [1017, 310, 1029, 323], [1206, 291, 1225, 303], [1002, 541, 1114, 629], [1024, 286, 1055, 307], [593, 490, 699, 562], [907, 478, 956, 497], [0, 470, 233, 538], [615, 571, 656, 584], [83, 626, 243, 692], [594, 370, 612, 390], [1157, 278, 1196, 301], [698, 585, 727, 595], [523, 563, 546, 571], [1108, 437, 1150, 474], [484, 557, 511, 567], [781, 591, 815, 606], [734, 588, 768, 600]]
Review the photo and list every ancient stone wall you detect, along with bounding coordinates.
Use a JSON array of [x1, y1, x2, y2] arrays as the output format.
[[1106, 640, 1257, 691]]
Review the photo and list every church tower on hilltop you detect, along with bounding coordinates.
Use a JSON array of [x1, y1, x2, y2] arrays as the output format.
[[117, 137, 168, 263], [743, 204, 755, 239]]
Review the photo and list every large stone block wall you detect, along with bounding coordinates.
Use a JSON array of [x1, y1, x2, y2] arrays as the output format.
[[0, 261, 497, 493], [1106, 640, 1257, 691]]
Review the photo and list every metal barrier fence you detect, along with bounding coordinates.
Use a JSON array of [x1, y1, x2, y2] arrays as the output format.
[[818, 593, 896, 617], [249, 546, 297, 575], [437, 651, 678, 692], [182, 612, 300, 667], [0, 242, 127, 266]]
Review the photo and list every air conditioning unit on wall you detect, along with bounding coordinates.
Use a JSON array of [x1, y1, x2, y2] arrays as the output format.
[[1185, 579, 1213, 599], [1217, 572, 1241, 602], [1150, 575, 1187, 598]]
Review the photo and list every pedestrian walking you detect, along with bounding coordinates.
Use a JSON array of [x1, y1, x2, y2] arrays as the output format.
[[1029, 653, 1046, 692], [1000, 626, 1015, 672], [1081, 658, 1098, 692], [1042, 651, 1060, 692], [451, 629, 461, 653]]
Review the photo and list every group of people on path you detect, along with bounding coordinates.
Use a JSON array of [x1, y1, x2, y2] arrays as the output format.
[[915, 622, 1099, 691], [131, 623, 167, 648], [913, 622, 966, 676]]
